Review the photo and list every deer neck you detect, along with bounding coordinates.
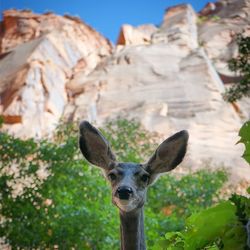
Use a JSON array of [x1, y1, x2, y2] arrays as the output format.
[[119, 207, 146, 250]]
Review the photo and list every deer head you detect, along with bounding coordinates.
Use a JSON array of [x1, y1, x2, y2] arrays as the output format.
[[79, 121, 188, 213]]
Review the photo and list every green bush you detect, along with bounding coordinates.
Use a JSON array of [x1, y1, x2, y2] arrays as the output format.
[[0, 119, 227, 249], [101, 119, 158, 162], [224, 35, 250, 102], [154, 120, 250, 250], [155, 200, 247, 250], [147, 170, 227, 232], [154, 193, 250, 250], [0, 124, 118, 249]]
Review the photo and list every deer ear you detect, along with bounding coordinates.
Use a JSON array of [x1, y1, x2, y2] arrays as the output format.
[[79, 121, 116, 170], [145, 130, 188, 176]]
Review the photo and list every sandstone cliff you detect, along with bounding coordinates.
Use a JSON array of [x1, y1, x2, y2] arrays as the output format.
[[0, 1, 249, 181], [0, 10, 112, 137], [199, 0, 250, 76]]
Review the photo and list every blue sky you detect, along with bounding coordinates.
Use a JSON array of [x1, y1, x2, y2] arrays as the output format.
[[1, 0, 212, 43]]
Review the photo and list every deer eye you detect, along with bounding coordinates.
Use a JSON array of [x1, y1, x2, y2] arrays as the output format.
[[141, 174, 149, 183], [108, 173, 117, 181]]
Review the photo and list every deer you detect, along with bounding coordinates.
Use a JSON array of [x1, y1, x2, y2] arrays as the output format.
[[79, 121, 189, 250]]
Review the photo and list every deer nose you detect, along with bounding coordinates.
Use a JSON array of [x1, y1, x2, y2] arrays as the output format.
[[116, 186, 133, 200]]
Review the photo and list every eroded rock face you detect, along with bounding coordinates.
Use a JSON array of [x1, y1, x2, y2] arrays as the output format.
[[198, 0, 250, 119], [0, 10, 112, 137], [0, 10, 112, 54], [117, 24, 158, 45], [0, 3, 249, 180], [198, 0, 250, 76], [160, 4, 198, 49], [65, 2, 249, 181]]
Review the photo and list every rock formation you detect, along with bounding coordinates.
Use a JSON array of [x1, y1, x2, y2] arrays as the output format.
[[198, 0, 250, 76], [0, 10, 112, 137], [0, 1, 249, 180]]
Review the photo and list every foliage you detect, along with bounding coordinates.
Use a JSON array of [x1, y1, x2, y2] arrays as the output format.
[[147, 170, 227, 232], [0, 119, 227, 249], [154, 121, 250, 250], [155, 194, 250, 250], [101, 118, 158, 162], [0, 123, 119, 249], [156, 201, 247, 250], [238, 120, 250, 164], [0, 116, 3, 128], [224, 35, 250, 102]]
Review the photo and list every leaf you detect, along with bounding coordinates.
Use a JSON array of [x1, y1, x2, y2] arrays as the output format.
[[238, 121, 250, 164], [164, 231, 185, 249], [183, 201, 246, 250], [239, 121, 250, 142]]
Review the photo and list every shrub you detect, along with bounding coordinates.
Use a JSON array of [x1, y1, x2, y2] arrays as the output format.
[[154, 120, 250, 249], [0, 124, 118, 249], [224, 35, 250, 102], [154, 192, 250, 250], [147, 169, 227, 232], [101, 118, 158, 162]]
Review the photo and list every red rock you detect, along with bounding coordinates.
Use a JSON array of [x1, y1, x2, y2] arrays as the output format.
[[2, 115, 22, 124], [116, 24, 157, 45]]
